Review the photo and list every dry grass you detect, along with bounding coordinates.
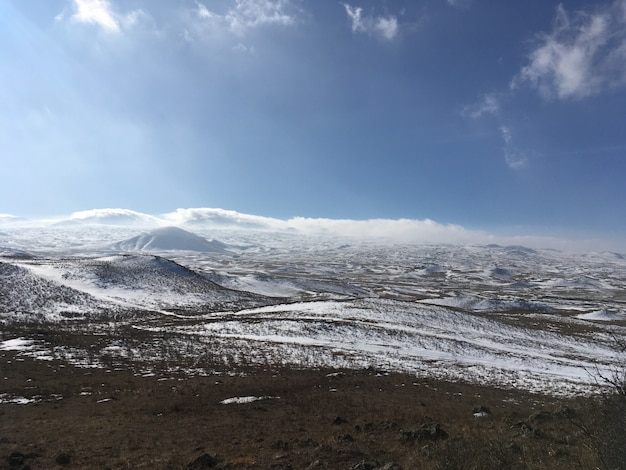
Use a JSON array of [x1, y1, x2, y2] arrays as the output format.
[[2, 337, 623, 469]]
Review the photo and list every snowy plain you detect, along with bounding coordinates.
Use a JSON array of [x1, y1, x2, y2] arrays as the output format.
[[1, 218, 625, 396]]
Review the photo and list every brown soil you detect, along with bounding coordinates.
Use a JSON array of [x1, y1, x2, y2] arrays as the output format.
[[2, 345, 621, 470]]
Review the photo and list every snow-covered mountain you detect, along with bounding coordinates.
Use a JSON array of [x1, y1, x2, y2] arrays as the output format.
[[111, 226, 229, 253]]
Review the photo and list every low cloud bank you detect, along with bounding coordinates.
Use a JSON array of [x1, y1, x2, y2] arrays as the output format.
[[161, 208, 478, 244], [1, 207, 621, 252]]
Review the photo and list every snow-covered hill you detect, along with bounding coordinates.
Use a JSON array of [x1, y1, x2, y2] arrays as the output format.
[[111, 226, 229, 253], [0, 254, 273, 321], [0, 260, 119, 322], [2, 224, 625, 395]]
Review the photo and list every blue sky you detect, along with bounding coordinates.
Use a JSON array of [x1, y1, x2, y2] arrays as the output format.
[[2, 0, 626, 245]]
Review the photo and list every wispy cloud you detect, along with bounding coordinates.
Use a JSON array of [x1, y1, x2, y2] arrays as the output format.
[[512, 1, 626, 100], [500, 126, 528, 170], [342, 4, 399, 41], [460, 98, 529, 170], [461, 93, 500, 119], [194, 0, 298, 35], [504, 150, 528, 170], [233, 43, 255, 54]]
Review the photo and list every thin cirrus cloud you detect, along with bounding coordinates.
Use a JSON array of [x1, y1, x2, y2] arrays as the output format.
[[499, 126, 528, 170], [511, 1, 626, 100], [194, 0, 298, 35], [461, 94, 529, 171], [342, 4, 399, 41], [461, 93, 500, 119]]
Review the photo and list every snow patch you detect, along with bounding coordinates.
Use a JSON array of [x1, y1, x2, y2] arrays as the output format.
[[220, 396, 278, 405], [576, 309, 622, 321], [0, 394, 38, 405], [0, 338, 34, 351]]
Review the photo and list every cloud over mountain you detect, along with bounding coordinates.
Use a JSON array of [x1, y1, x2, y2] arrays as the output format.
[[65, 209, 162, 226], [15, 207, 624, 252]]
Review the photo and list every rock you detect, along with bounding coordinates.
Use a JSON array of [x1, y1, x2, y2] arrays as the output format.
[[271, 440, 289, 450], [380, 463, 402, 470], [337, 433, 355, 443], [7, 451, 32, 469], [528, 410, 553, 422], [352, 460, 380, 469], [366, 366, 389, 376], [555, 406, 576, 419], [513, 421, 543, 439], [305, 459, 322, 470], [55, 453, 71, 465], [188, 453, 221, 469], [473, 405, 491, 417], [333, 416, 348, 425], [401, 418, 447, 442], [8, 452, 26, 467]]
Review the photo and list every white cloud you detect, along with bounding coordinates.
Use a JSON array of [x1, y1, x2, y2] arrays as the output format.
[[64, 0, 148, 33], [343, 4, 399, 41], [162, 207, 285, 230], [159, 208, 505, 246], [161, 208, 492, 244], [374, 16, 399, 41], [165, 209, 621, 250], [512, 1, 626, 100], [462, 93, 500, 118], [194, 0, 298, 35], [71, 0, 120, 32], [69, 208, 161, 225], [196, 2, 216, 21]]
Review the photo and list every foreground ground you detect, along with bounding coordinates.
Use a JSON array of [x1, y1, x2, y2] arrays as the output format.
[[2, 347, 625, 470]]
